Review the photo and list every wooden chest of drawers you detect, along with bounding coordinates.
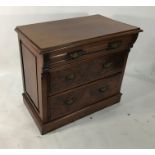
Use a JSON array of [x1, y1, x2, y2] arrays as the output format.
[[15, 15, 142, 134]]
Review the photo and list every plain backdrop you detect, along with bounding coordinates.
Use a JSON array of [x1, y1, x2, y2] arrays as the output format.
[[0, 6, 155, 148]]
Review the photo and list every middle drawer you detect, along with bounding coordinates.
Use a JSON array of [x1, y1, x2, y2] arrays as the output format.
[[48, 52, 127, 95]]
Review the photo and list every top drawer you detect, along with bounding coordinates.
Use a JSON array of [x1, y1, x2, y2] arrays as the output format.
[[47, 34, 135, 65]]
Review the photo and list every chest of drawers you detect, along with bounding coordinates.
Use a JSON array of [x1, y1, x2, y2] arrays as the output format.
[[15, 15, 142, 134]]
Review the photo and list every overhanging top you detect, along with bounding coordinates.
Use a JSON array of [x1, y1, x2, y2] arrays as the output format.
[[15, 14, 142, 53]]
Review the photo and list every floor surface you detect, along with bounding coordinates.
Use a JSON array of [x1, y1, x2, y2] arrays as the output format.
[[0, 69, 155, 148]]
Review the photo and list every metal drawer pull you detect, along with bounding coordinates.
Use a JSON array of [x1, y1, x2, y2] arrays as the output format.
[[98, 85, 108, 93], [65, 73, 75, 80], [103, 62, 113, 69], [64, 97, 75, 105], [106, 40, 122, 50], [67, 50, 85, 60]]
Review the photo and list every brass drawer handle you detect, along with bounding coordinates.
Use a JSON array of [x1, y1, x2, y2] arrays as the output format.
[[67, 50, 85, 60], [103, 62, 113, 69], [64, 97, 75, 105], [65, 73, 75, 81], [106, 40, 122, 50], [98, 85, 108, 93]]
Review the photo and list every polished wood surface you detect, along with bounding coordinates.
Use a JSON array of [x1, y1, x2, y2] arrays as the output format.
[[23, 92, 122, 134], [47, 34, 134, 65], [49, 73, 122, 120], [48, 52, 126, 95], [22, 44, 39, 109], [15, 15, 141, 52], [16, 15, 142, 134]]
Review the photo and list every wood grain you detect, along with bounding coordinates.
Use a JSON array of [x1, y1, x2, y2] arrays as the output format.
[[16, 15, 142, 134], [22, 43, 39, 109], [49, 73, 122, 120], [15, 15, 142, 52], [48, 52, 127, 95]]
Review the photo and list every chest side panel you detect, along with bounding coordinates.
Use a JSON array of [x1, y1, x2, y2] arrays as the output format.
[[22, 43, 39, 109]]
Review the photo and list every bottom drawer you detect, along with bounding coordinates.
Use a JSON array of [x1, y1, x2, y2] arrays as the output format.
[[49, 73, 122, 120]]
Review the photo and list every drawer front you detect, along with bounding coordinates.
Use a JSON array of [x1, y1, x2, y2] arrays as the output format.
[[49, 73, 122, 120], [48, 52, 127, 95], [48, 34, 134, 65]]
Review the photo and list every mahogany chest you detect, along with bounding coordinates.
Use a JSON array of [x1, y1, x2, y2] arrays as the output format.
[[15, 15, 142, 134]]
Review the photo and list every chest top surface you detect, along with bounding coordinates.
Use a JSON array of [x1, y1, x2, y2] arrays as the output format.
[[15, 14, 141, 53]]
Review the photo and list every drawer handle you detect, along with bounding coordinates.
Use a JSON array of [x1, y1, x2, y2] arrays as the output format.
[[64, 97, 75, 105], [103, 62, 113, 69], [67, 50, 85, 60], [65, 73, 75, 81], [98, 85, 108, 93], [106, 40, 122, 50]]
